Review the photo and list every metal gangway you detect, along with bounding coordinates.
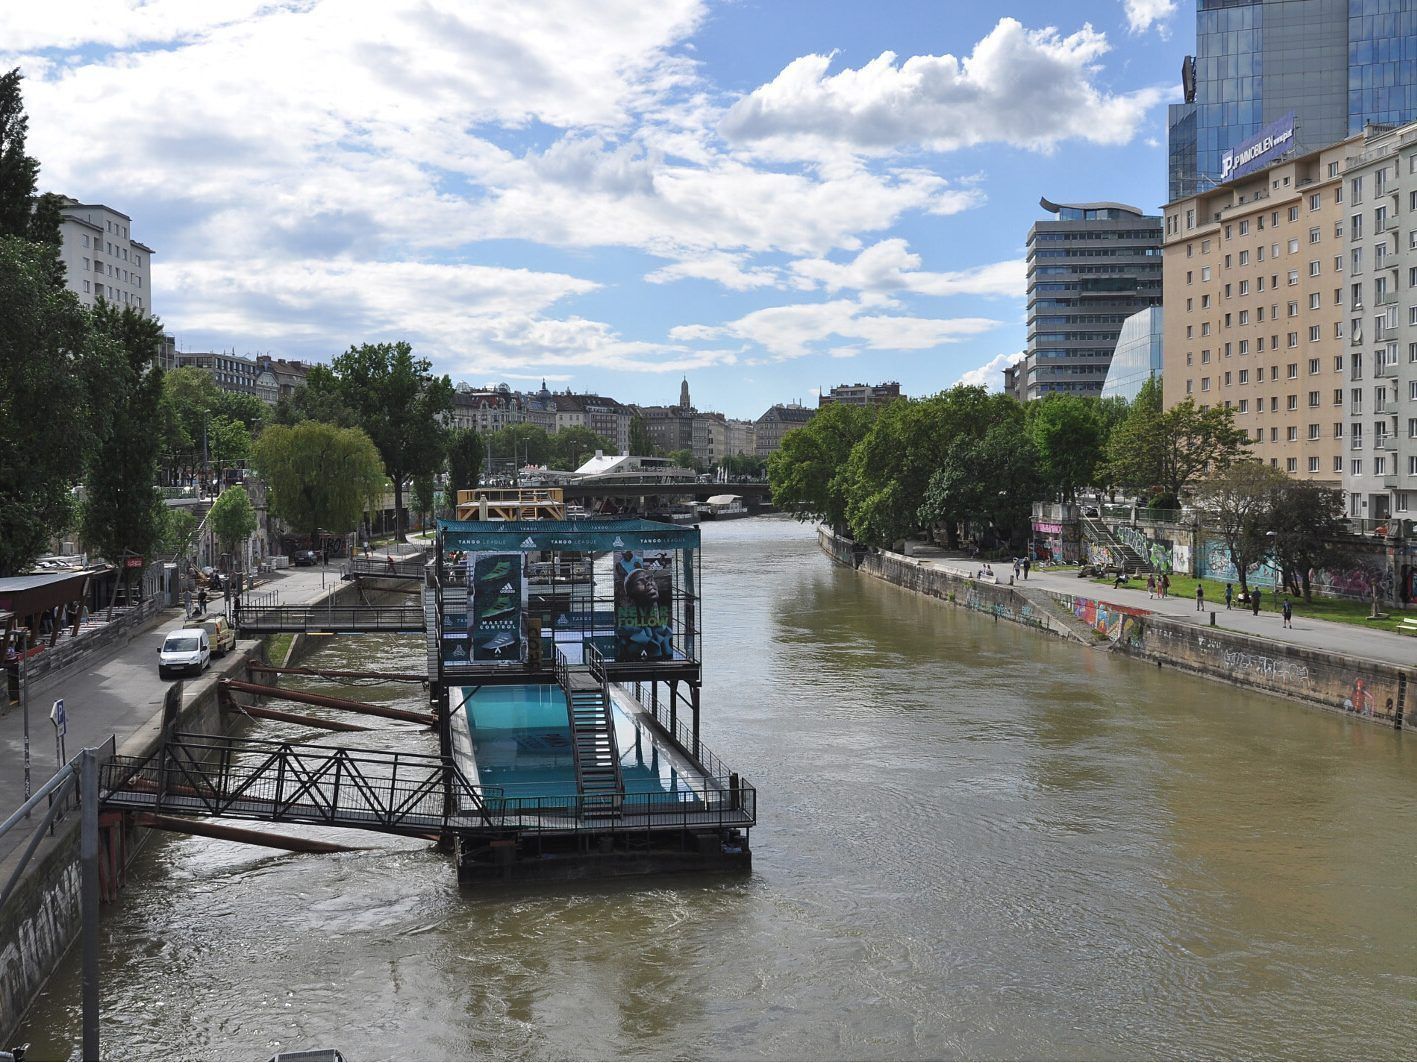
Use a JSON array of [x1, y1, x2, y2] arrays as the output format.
[[100, 734, 493, 836], [235, 603, 427, 634], [345, 555, 429, 581]]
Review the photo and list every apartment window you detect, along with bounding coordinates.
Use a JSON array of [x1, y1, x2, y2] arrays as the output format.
[[1186, 271, 1193, 284], [1286, 457, 1298, 472], [1239, 250, 1250, 266], [1224, 254, 1232, 268], [1336, 422, 1344, 437], [1353, 459, 1364, 476], [1352, 248, 1362, 273], [1270, 396, 1279, 412], [1186, 325, 1194, 338], [1308, 325, 1321, 342], [1337, 456, 1345, 473], [1309, 423, 1321, 439], [1239, 219, 1249, 235], [1238, 398, 1249, 413], [1202, 266, 1212, 282], [1255, 428, 1264, 442], [1352, 176, 1364, 203], [1270, 426, 1279, 441], [1309, 457, 1321, 473], [1311, 193, 1323, 211], [1202, 322, 1212, 336], [1309, 358, 1320, 374], [1258, 245, 1266, 261], [1239, 310, 1250, 325], [1308, 390, 1321, 407], [1399, 492, 1411, 512], [1287, 270, 1299, 286], [1289, 206, 1300, 222], [1186, 352, 1193, 366], [1238, 369, 1249, 384], [1286, 363, 1298, 379], [1186, 379, 1193, 394], [1186, 298, 1193, 312], [1186, 243, 1194, 258], [1335, 388, 1344, 405], [82, 280, 89, 293], [1288, 238, 1300, 254], [1239, 279, 1250, 295], [1287, 395, 1299, 411], [1336, 255, 1344, 272], [1287, 332, 1298, 348], [1352, 213, 1364, 240], [1377, 456, 1389, 476], [1287, 301, 1298, 318], [1309, 260, 1321, 277], [1309, 226, 1321, 244], [1239, 339, 1249, 355], [1202, 349, 1212, 364], [1409, 417, 1417, 437], [1201, 377, 1211, 392], [1186, 208, 1195, 228], [1202, 294, 1211, 309], [1411, 380, 1417, 400], [1223, 371, 1232, 386], [1335, 355, 1345, 372]]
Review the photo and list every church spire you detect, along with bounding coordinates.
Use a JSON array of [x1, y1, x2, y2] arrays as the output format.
[[679, 376, 690, 409]]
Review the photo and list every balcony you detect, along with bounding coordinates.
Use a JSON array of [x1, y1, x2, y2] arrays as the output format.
[[1384, 474, 1400, 489], [1374, 360, 1396, 379], [1377, 324, 1399, 343], [1378, 290, 1399, 306], [1377, 435, 1397, 452], [1375, 398, 1397, 414]]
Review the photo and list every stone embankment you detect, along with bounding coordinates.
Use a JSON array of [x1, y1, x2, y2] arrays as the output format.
[[820, 527, 1412, 729]]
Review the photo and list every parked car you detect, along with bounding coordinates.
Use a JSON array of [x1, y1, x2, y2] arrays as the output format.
[[158, 628, 210, 679], [292, 549, 320, 567], [200, 616, 236, 657]]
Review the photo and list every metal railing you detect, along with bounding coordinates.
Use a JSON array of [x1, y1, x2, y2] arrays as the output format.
[[346, 556, 428, 580], [101, 734, 494, 834], [236, 603, 427, 634]]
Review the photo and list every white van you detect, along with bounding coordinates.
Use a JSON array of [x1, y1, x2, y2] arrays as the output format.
[[159, 627, 210, 679]]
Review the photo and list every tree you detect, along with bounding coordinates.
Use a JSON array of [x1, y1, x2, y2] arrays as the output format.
[[1195, 460, 1287, 596], [412, 474, 435, 532], [272, 363, 358, 428], [721, 454, 766, 478], [767, 402, 876, 533], [157, 507, 198, 558], [1268, 482, 1350, 602], [485, 424, 551, 471], [918, 422, 1043, 550], [1028, 394, 1102, 502], [549, 426, 612, 470], [629, 413, 656, 456], [253, 422, 385, 547], [0, 237, 121, 575], [207, 416, 252, 468], [157, 366, 262, 482], [667, 448, 697, 471], [1105, 378, 1250, 507], [0, 69, 60, 253], [446, 428, 484, 507], [207, 485, 257, 571], [81, 304, 167, 597], [329, 342, 453, 541]]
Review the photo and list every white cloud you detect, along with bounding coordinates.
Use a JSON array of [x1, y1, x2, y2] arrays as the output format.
[[1122, 0, 1178, 36], [644, 252, 783, 290], [720, 18, 1168, 160], [672, 298, 999, 361], [789, 239, 1023, 298], [955, 351, 1024, 391]]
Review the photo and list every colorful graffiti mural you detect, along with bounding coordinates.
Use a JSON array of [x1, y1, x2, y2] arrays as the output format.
[[1113, 524, 1177, 573], [1198, 537, 1281, 589], [1071, 595, 1148, 641]]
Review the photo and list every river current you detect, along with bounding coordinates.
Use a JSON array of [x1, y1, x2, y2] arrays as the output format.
[[23, 517, 1417, 1059]]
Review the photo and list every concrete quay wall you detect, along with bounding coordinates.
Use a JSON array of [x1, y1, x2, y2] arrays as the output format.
[[819, 527, 1412, 729], [0, 578, 369, 1043]]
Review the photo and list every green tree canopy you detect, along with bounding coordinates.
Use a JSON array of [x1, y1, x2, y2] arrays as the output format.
[[272, 363, 359, 428], [1268, 482, 1351, 602], [1195, 460, 1287, 595], [446, 428, 484, 504], [208, 484, 257, 566], [918, 421, 1042, 550], [629, 413, 656, 456], [485, 423, 552, 471], [253, 421, 385, 545], [549, 426, 612, 471], [157, 507, 199, 558], [767, 402, 877, 533], [81, 304, 167, 587], [666, 449, 697, 471], [1105, 378, 1250, 506], [1027, 394, 1103, 502], [329, 342, 452, 539]]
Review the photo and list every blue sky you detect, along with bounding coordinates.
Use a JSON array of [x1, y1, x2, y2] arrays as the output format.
[[3, 0, 1189, 417]]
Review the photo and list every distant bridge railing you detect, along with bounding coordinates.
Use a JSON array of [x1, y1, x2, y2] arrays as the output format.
[[236, 604, 427, 634], [345, 556, 429, 580]]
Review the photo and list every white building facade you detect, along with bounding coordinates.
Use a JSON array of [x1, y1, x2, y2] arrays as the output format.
[[57, 199, 153, 314]]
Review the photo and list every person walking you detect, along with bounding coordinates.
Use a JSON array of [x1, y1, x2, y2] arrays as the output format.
[[1224, 582, 1233, 610], [1282, 597, 1293, 628], [1250, 586, 1262, 616], [196, 587, 208, 617], [1196, 584, 1205, 611], [1147, 573, 1157, 599], [1013, 558, 1021, 580], [1021, 556, 1031, 580], [1160, 573, 1170, 599]]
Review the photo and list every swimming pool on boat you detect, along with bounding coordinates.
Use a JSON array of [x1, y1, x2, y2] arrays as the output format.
[[454, 683, 702, 800]]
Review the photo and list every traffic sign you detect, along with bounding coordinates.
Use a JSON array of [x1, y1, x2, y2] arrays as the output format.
[[50, 698, 67, 738]]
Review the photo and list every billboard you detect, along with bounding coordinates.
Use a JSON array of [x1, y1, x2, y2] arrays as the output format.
[[613, 550, 674, 662], [1220, 113, 1295, 183], [466, 552, 524, 663]]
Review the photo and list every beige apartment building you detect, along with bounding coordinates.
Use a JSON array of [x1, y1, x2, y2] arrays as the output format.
[[1163, 135, 1362, 483]]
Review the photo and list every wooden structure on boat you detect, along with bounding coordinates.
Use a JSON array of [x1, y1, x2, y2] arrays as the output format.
[[455, 487, 566, 522]]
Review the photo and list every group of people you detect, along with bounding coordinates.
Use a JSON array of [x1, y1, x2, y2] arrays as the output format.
[[1146, 573, 1171, 599]]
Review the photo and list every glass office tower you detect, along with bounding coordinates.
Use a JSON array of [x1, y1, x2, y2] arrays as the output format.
[[1168, 0, 1417, 201]]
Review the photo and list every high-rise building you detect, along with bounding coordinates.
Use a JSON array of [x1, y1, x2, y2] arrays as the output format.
[[1162, 133, 1357, 482], [1168, 0, 1417, 202], [1012, 198, 1162, 402], [56, 198, 154, 314], [1339, 119, 1417, 520]]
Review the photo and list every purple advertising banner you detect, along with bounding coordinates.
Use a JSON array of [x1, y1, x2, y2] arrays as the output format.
[[1220, 113, 1295, 183]]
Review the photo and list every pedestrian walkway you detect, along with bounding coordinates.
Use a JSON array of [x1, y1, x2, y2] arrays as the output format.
[[905, 541, 1417, 671], [0, 561, 357, 854]]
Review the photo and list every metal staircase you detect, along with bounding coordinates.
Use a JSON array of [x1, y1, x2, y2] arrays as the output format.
[[1081, 517, 1149, 573], [554, 650, 623, 814]]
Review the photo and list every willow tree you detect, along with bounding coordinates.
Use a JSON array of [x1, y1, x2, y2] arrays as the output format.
[[253, 422, 385, 547]]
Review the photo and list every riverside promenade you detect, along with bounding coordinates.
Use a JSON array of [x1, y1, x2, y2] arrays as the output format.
[[905, 539, 1416, 671], [0, 547, 426, 852]]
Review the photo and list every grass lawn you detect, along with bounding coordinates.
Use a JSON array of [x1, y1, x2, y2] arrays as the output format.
[[1089, 572, 1417, 633], [264, 632, 293, 666]]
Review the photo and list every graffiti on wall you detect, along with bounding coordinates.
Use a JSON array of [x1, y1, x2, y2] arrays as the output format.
[[1113, 524, 1176, 573], [1222, 649, 1311, 683], [1311, 561, 1394, 602], [1198, 537, 1280, 588], [1072, 596, 1147, 640]]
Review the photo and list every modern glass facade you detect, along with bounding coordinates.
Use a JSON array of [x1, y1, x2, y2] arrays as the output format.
[[1099, 307, 1163, 403], [1169, 0, 1417, 202]]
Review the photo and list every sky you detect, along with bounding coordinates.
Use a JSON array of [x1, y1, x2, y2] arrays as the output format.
[[1, 0, 1191, 418]]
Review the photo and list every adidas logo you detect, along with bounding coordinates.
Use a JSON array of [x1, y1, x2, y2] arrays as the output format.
[[520, 536, 536, 548]]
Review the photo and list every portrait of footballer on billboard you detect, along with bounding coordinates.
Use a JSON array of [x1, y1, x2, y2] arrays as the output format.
[[614, 550, 673, 661]]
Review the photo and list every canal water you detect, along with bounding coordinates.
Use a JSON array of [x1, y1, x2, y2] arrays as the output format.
[[24, 518, 1417, 1060]]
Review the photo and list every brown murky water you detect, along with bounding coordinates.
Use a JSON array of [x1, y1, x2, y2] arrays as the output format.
[[22, 518, 1417, 1060]]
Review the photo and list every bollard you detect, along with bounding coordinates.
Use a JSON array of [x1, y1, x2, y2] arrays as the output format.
[[1210, 611, 1216, 626]]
